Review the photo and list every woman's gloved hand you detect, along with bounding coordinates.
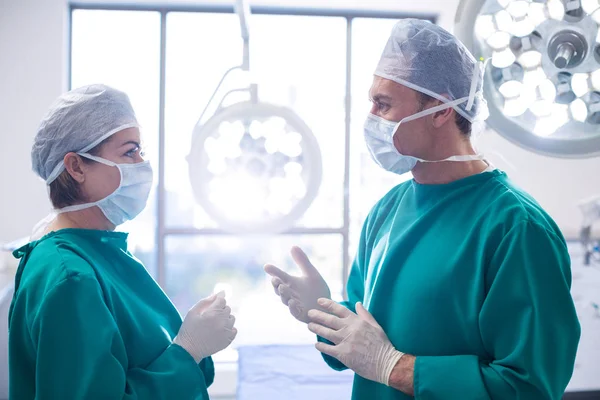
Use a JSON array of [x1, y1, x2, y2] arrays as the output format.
[[174, 292, 237, 363]]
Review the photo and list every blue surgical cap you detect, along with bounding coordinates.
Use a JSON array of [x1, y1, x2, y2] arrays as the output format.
[[375, 19, 489, 122], [32, 84, 139, 184]]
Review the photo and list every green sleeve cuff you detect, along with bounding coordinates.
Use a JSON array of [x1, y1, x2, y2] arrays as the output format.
[[414, 355, 488, 400], [199, 355, 215, 387]]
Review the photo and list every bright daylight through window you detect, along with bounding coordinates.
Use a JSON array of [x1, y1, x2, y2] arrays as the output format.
[[70, 6, 412, 363]]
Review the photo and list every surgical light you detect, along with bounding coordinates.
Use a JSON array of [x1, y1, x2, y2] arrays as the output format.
[[528, 3, 549, 27], [582, 0, 600, 14], [518, 51, 542, 68], [475, 15, 496, 39], [523, 67, 547, 88], [187, 0, 322, 234], [499, 80, 523, 98], [455, 0, 600, 157], [548, 0, 566, 20], [507, 1, 530, 18], [588, 91, 600, 123], [495, 10, 515, 31], [571, 98, 589, 121], [554, 72, 578, 103], [591, 69, 600, 89], [487, 31, 512, 49], [572, 73, 590, 97], [492, 48, 517, 68], [510, 17, 535, 37], [533, 104, 570, 136]]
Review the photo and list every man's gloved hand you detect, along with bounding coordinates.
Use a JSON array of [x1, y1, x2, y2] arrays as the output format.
[[264, 246, 331, 324], [308, 298, 404, 386]]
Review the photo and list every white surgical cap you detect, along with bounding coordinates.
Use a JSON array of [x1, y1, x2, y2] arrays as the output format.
[[32, 84, 139, 184], [375, 19, 488, 123]]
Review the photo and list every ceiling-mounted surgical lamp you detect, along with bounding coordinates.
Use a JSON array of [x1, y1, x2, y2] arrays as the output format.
[[187, 0, 323, 234], [455, 0, 600, 157]]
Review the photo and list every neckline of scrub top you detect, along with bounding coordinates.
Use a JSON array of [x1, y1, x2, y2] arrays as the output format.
[[411, 169, 504, 195], [14, 229, 129, 258]]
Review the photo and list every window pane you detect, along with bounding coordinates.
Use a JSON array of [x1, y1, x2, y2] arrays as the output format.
[[250, 15, 347, 229], [164, 12, 242, 229], [164, 13, 346, 230], [349, 18, 409, 257], [165, 234, 344, 360], [70, 10, 161, 276]]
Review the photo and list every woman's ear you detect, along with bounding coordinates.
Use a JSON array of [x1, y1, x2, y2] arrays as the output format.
[[63, 153, 86, 183]]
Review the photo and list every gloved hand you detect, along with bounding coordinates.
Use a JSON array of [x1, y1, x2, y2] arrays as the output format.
[[264, 246, 331, 324], [174, 292, 237, 363], [308, 298, 404, 386]]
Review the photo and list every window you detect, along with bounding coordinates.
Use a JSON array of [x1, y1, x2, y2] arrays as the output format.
[[70, 5, 433, 364], [71, 9, 161, 276]]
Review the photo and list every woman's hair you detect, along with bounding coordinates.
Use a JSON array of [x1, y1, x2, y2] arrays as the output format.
[[48, 139, 109, 209]]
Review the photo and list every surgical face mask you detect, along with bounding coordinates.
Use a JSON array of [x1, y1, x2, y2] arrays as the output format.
[[363, 97, 484, 175], [57, 153, 153, 226]]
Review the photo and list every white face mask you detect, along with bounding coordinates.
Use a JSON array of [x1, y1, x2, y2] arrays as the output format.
[[57, 153, 153, 226], [363, 96, 484, 175]]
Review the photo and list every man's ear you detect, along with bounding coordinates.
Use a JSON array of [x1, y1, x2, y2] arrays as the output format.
[[430, 95, 454, 128], [431, 106, 455, 128]]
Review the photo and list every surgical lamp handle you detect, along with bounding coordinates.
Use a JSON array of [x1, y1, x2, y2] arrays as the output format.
[[215, 87, 253, 111], [235, 0, 251, 71], [195, 0, 253, 127], [195, 65, 242, 128]]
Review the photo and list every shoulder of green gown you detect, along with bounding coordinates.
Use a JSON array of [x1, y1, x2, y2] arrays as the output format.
[[12, 229, 116, 291], [482, 171, 562, 233], [369, 170, 563, 236], [368, 179, 414, 217]]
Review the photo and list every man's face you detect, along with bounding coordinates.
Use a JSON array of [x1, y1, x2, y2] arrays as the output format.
[[368, 76, 434, 159]]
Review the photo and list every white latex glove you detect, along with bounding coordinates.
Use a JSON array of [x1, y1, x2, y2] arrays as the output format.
[[173, 292, 237, 363], [308, 298, 404, 386], [264, 246, 331, 324]]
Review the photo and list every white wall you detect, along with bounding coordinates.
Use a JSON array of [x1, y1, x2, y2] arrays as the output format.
[[0, 0, 599, 242], [0, 0, 68, 243]]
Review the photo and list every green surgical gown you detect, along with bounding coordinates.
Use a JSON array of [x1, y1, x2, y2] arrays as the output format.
[[9, 229, 214, 399], [321, 170, 580, 399]]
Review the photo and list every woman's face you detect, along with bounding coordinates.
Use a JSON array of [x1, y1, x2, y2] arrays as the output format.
[[79, 127, 144, 203]]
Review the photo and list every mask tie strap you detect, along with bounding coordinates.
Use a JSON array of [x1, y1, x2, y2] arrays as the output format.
[[78, 153, 117, 167], [397, 96, 470, 127], [466, 62, 482, 112]]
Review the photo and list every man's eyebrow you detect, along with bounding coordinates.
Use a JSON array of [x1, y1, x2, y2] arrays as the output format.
[[371, 94, 393, 102]]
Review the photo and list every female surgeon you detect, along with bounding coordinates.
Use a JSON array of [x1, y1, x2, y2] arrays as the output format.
[[8, 84, 236, 399]]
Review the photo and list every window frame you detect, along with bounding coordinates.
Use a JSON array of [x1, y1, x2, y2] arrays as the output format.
[[67, 2, 436, 298]]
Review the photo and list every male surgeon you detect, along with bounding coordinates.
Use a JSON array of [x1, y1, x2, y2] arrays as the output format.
[[265, 19, 580, 400]]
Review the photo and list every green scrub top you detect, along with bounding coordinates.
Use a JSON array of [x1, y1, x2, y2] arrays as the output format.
[[8, 229, 214, 399], [321, 170, 580, 400]]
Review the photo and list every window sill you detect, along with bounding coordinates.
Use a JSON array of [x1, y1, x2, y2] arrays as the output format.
[[208, 362, 238, 399]]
